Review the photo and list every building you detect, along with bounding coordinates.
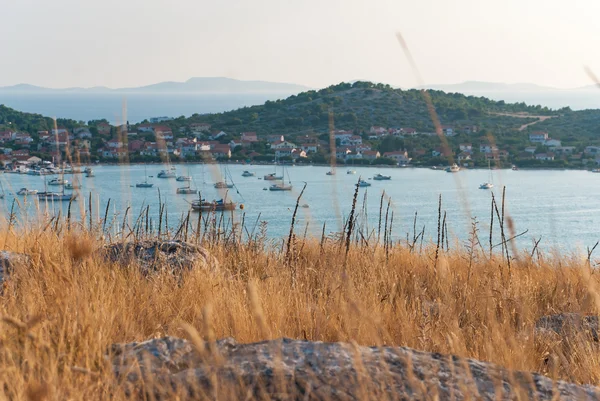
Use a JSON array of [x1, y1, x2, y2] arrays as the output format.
[[300, 143, 319, 153], [535, 153, 555, 161], [209, 130, 227, 140], [552, 146, 576, 154], [529, 131, 549, 143], [266, 135, 284, 143], [211, 144, 231, 159], [361, 150, 380, 161], [441, 125, 454, 136], [545, 138, 562, 147], [480, 143, 498, 153], [584, 146, 600, 156], [457, 152, 472, 162], [128, 140, 145, 152], [402, 128, 417, 136], [0, 131, 16, 143], [154, 126, 173, 140], [107, 138, 124, 148], [341, 135, 363, 146], [459, 143, 472, 152], [240, 132, 258, 142], [334, 130, 354, 142], [97, 123, 112, 136], [190, 123, 211, 133], [291, 149, 307, 159], [383, 151, 411, 165], [138, 123, 154, 133], [271, 140, 297, 150], [149, 116, 173, 123]]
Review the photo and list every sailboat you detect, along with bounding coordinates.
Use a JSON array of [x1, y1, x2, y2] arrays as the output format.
[[479, 160, 494, 189], [177, 175, 198, 194], [136, 166, 154, 188], [214, 165, 234, 188], [264, 157, 283, 180], [269, 164, 292, 191]]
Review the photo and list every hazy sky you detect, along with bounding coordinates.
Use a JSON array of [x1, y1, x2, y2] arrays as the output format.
[[1, 0, 599, 89]]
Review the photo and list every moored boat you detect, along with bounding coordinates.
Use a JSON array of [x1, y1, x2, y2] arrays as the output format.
[[264, 173, 283, 181], [358, 179, 371, 187], [191, 198, 237, 212], [242, 171, 255, 177], [176, 175, 191, 182], [269, 183, 293, 191], [347, 170, 356, 175], [38, 192, 77, 202], [17, 188, 38, 195], [446, 164, 460, 173], [373, 173, 391, 180], [214, 181, 234, 189], [48, 177, 67, 186], [157, 166, 176, 178]]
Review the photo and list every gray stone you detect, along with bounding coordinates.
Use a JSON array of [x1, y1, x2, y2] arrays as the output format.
[[102, 240, 218, 275], [108, 336, 600, 400], [535, 313, 599, 342], [0, 251, 28, 282]]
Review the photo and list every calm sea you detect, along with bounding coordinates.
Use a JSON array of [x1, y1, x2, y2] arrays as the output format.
[[2, 165, 599, 254], [0, 93, 290, 123]]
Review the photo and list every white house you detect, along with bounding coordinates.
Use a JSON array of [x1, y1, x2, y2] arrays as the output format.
[[479, 144, 498, 153], [138, 123, 154, 133], [271, 140, 297, 150], [341, 135, 363, 146], [240, 132, 258, 142], [442, 126, 454, 136], [584, 146, 600, 156], [529, 131, 549, 143], [524, 146, 537, 154], [457, 152, 472, 162], [334, 130, 354, 142], [545, 138, 562, 147], [361, 150, 381, 161], [535, 153, 555, 161], [383, 151, 411, 165], [209, 130, 227, 140], [190, 123, 211, 133], [369, 126, 387, 135], [300, 143, 319, 153], [552, 146, 576, 154], [459, 143, 472, 152], [275, 147, 295, 158]]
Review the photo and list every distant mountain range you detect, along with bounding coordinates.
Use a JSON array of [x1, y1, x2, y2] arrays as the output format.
[[0, 77, 311, 94]]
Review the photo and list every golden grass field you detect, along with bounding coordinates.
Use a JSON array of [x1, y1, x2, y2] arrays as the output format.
[[0, 196, 599, 400]]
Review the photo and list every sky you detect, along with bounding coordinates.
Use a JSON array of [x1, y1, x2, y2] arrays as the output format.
[[1, 0, 599, 89]]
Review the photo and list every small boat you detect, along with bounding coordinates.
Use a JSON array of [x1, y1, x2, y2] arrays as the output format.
[[17, 188, 38, 195], [592, 169, 600, 173], [242, 171, 255, 177], [358, 180, 371, 187], [84, 167, 93, 175], [65, 183, 81, 190], [136, 182, 153, 188], [264, 173, 283, 181], [38, 192, 78, 202], [191, 198, 237, 212], [214, 181, 234, 189], [373, 173, 391, 180], [347, 170, 356, 175], [479, 160, 494, 189], [176, 175, 191, 182], [446, 164, 460, 173], [137, 166, 153, 187], [269, 183, 293, 191], [48, 178, 67, 186], [511, 165, 519, 171], [301, 204, 309, 208], [176, 187, 198, 194], [157, 166, 176, 178], [85, 170, 95, 177], [326, 171, 335, 176]]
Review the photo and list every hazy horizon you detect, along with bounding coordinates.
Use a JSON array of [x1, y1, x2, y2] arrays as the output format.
[[2, 0, 600, 90]]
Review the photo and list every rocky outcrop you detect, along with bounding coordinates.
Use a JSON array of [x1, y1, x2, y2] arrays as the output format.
[[535, 313, 599, 342], [102, 240, 218, 275], [0, 251, 28, 282], [108, 336, 600, 400]]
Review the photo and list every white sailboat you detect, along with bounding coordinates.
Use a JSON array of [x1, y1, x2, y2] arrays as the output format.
[[479, 160, 494, 189], [269, 164, 293, 191], [136, 166, 153, 188]]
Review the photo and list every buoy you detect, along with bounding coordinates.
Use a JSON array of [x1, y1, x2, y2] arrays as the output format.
[[263, 187, 268, 191], [240, 204, 245, 210]]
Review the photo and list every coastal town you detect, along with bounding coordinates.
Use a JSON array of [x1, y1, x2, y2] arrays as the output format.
[[0, 117, 599, 170]]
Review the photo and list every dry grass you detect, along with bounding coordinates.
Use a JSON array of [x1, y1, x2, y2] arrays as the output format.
[[0, 206, 598, 400]]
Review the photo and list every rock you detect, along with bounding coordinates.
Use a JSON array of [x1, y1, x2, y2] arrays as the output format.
[[108, 336, 600, 400], [102, 240, 218, 275], [535, 313, 599, 342], [0, 251, 28, 282]]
